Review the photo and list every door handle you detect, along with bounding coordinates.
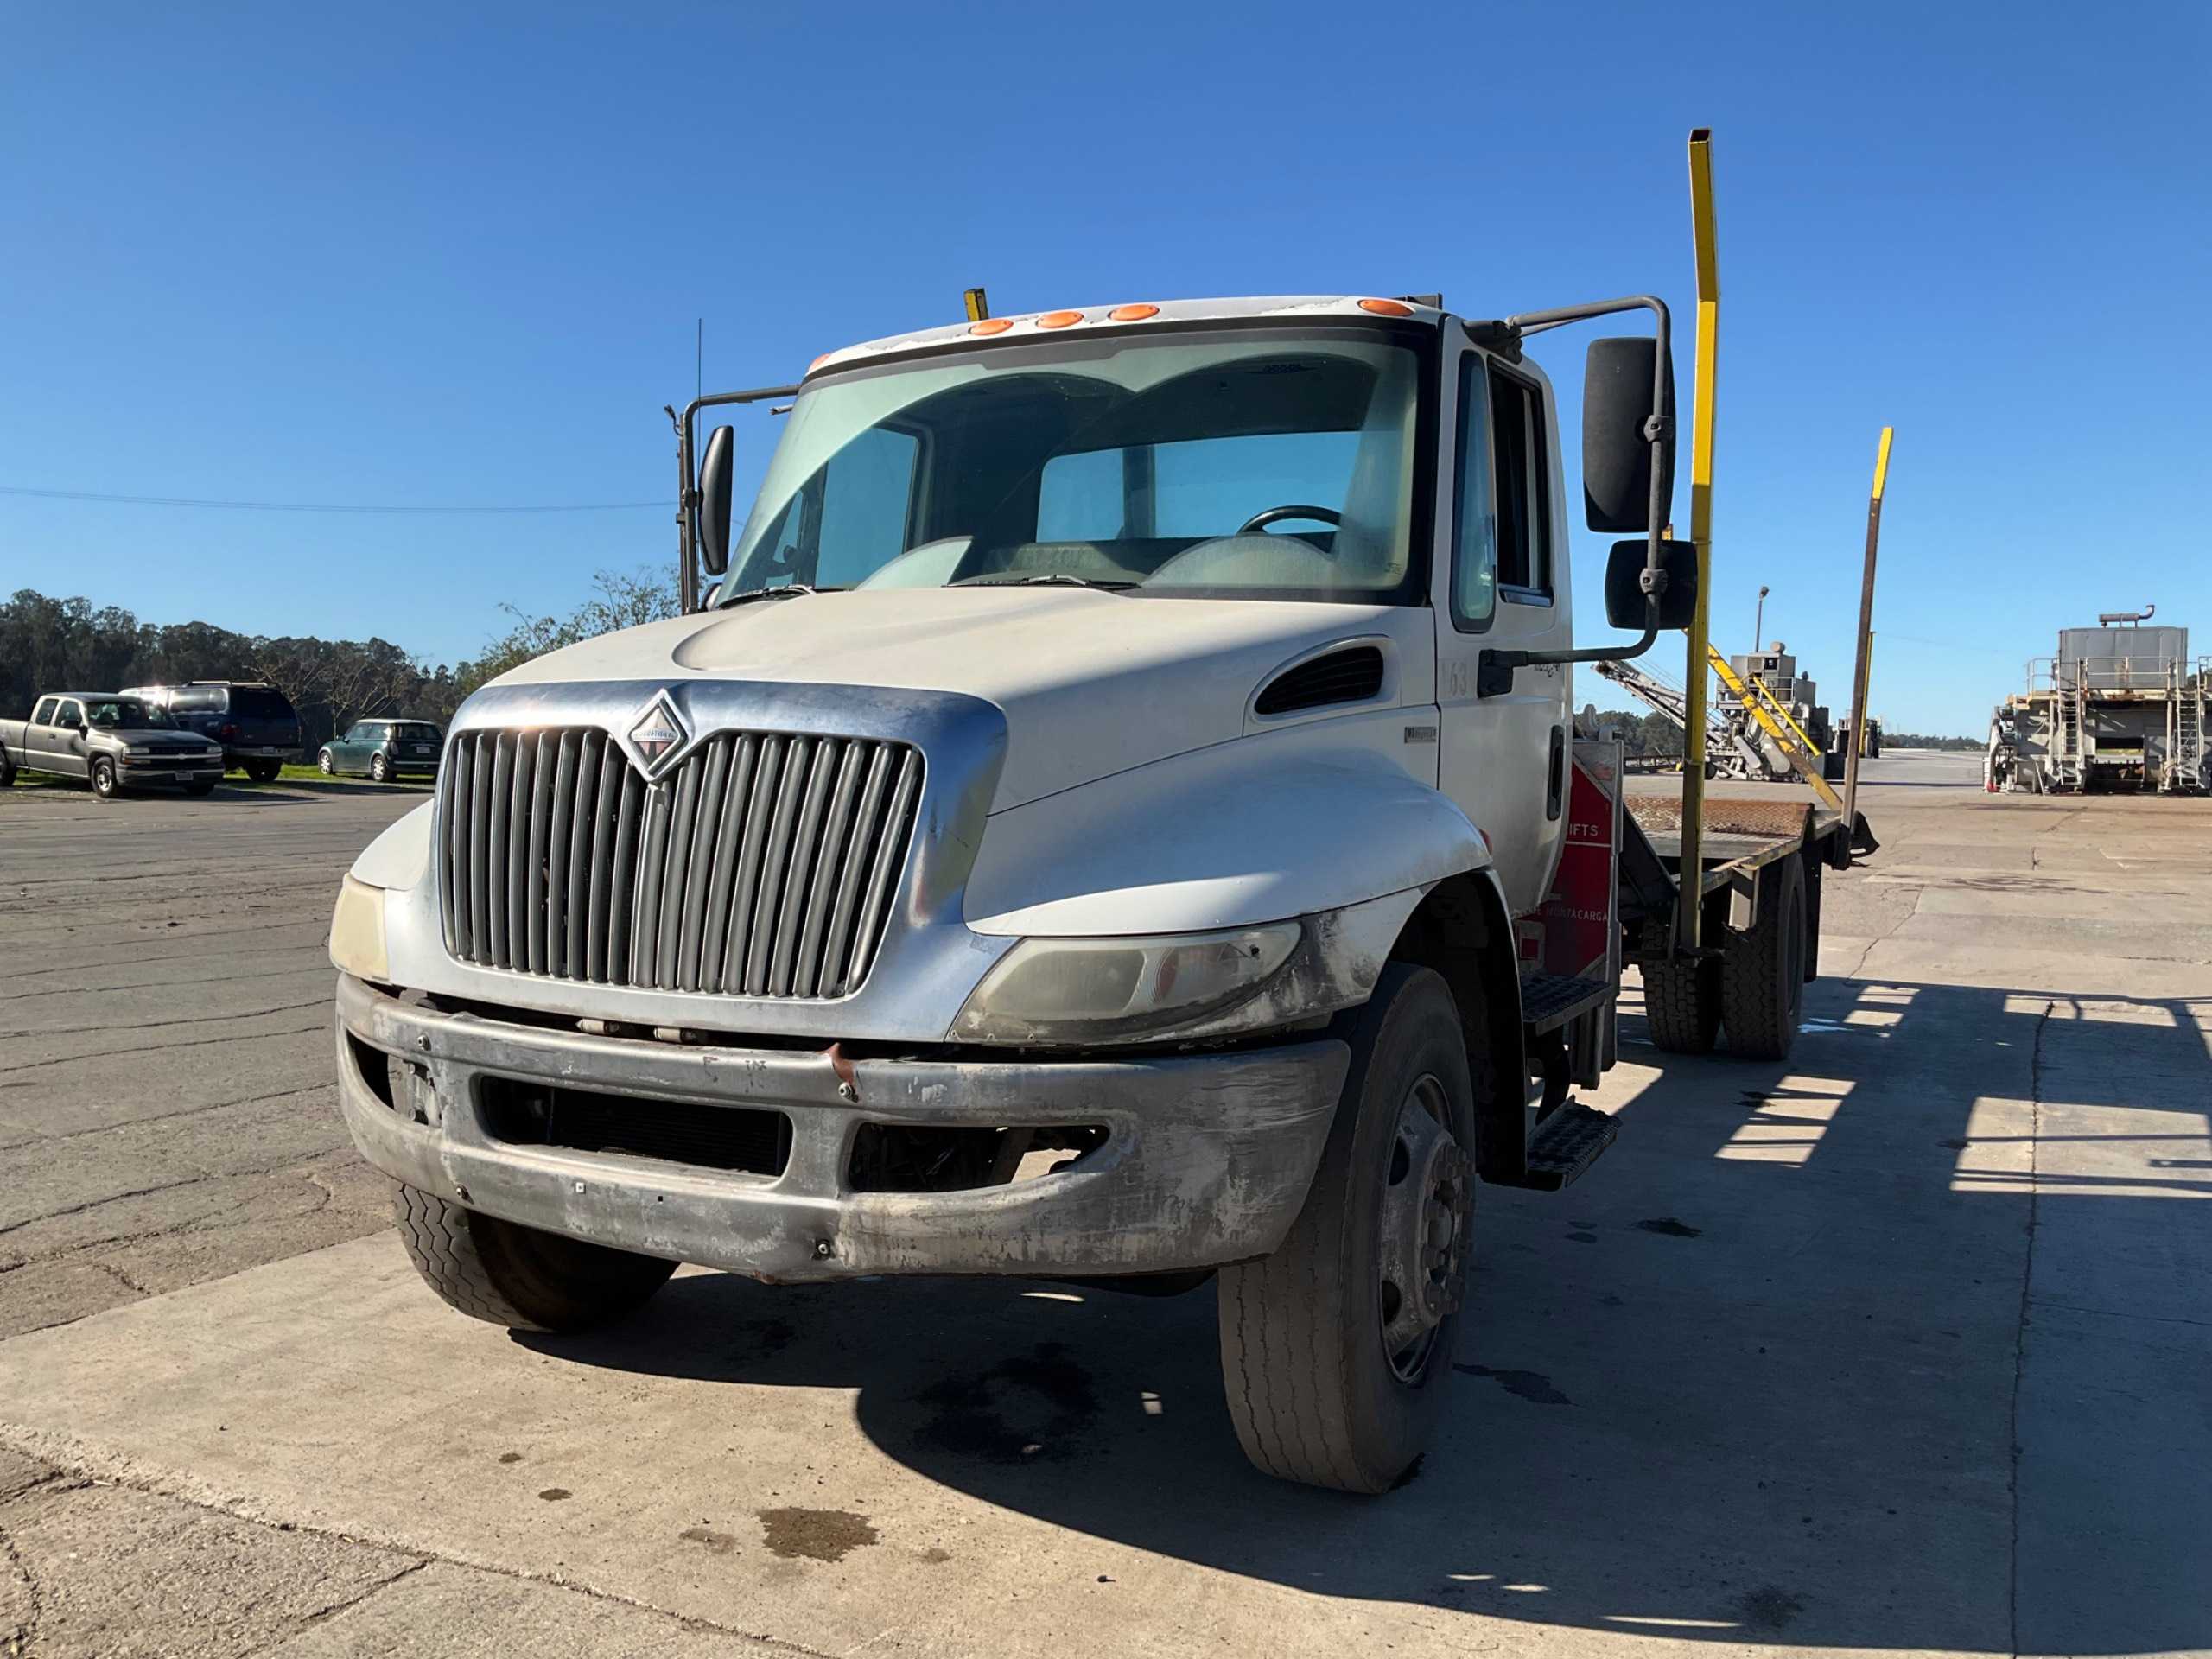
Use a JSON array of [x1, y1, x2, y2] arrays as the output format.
[[1546, 726, 1567, 821]]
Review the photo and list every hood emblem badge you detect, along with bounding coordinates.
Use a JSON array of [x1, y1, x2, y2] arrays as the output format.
[[623, 693, 689, 779]]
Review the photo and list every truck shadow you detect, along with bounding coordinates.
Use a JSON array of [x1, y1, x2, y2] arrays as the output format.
[[523, 971, 2211, 1655]]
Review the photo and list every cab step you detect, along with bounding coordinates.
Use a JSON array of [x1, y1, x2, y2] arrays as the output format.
[[1511, 1100, 1620, 1192], [1518, 972, 1612, 1034]]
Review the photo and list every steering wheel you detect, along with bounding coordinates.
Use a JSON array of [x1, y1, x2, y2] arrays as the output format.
[[1236, 504, 1342, 535]]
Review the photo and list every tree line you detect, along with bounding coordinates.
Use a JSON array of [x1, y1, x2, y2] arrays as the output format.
[[1, 569, 677, 755]]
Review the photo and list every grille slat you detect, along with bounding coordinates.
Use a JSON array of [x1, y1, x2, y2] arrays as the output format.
[[746, 737, 814, 996], [544, 733, 579, 977], [524, 734, 553, 975], [439, 723, 918, 1001], [697, 736, 758, 995], [486, 735, 514, 969]]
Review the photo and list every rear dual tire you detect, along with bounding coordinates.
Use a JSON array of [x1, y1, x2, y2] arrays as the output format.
[[394, 1183, 677, 1333], [1643, 855, 1808, 1061]]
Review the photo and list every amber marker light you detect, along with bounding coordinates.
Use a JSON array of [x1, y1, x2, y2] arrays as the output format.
[[1108, 303, 1159, 321], [969, 318, 1014, 335], [1357, 298, 1414, 316], [1036, 309, 1084, 329]]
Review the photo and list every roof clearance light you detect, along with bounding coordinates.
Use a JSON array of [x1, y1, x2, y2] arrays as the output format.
[[809, 353, 832, 371], [969, 318, 1014, 336], [1108, 303, 1159, 322], [1036, 310, 1084, 329], [1357, 298, 1414, 316]]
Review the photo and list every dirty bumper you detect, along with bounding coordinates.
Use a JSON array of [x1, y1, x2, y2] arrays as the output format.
[[335, 974, 1346, 1282]]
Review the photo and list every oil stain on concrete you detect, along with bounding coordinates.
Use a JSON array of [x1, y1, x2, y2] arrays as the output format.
[[759, 1507, 880, 1562]]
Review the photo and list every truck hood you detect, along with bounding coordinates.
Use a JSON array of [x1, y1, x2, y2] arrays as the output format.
[[489, 588, 1418, 810], [105, 727, 219, 749]]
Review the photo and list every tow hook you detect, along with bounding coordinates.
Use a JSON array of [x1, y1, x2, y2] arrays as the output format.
[[823, 1042, 859, 1103]]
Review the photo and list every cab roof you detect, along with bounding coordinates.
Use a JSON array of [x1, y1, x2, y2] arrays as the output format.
[[804, 295, 1447, 380]]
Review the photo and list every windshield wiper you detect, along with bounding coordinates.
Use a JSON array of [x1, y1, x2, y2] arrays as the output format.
[[718, 583, 844, 607], [953, 573, 1135, 591]]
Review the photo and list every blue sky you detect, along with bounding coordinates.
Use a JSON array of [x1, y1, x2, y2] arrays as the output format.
[[3, 1, 2205, 735]]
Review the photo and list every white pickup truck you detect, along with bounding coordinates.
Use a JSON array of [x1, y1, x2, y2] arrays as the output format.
[[332, 287, 1855, 1491]]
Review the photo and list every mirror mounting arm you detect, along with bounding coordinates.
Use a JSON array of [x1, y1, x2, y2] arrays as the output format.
[[1466, 293, 1678, 673], [672, 382, 802, 613]]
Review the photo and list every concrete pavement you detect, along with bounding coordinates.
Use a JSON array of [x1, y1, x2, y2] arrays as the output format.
[[1, 753, 2206, 1656]]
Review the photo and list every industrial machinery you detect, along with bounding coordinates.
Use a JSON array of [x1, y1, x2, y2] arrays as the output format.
[[1596, 642, 1835, 787], [1988, 607, 2208, 793]]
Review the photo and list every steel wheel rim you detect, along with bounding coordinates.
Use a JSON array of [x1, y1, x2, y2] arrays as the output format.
[[1376, 1072, 1471, 1385]]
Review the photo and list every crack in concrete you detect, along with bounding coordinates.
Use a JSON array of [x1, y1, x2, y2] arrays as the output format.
[[0, 1019, 328, 1078], [0, 1432, 846, 1659], [0, 996, 330, 1045], [233, 1556, 433, 1656], [2007, 998, 2054, 1659], [0, 958, 327, 1004], [0, 1084, 331, 1147]]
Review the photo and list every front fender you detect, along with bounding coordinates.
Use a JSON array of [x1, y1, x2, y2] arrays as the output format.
[[349, 800, 434, 891], [963, 725, 1494, 937]]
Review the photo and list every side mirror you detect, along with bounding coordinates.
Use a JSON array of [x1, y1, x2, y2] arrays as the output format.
[[1605, 538, 1700, 632], [1582, 337, 1675, 534], [697, 426, 735, 577]]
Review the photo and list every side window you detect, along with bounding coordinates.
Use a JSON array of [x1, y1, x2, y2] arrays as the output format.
[[32, 697, 55, 726], [1451, 355, 1497, 630], [1488, 366, 1552, 596], [813, 427, 920, 588], [56, 700, 83, 728]]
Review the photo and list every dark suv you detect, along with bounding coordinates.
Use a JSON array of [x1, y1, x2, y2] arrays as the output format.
[[121, 682, 302, 781]]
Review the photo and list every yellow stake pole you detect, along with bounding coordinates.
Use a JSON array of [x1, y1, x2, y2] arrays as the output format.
[[1840, 427, 1894, 840], [1676, 129, 1719, 951]]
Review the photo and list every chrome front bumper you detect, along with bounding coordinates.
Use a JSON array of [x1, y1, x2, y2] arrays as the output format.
[[335, 974, 1346, 1283]]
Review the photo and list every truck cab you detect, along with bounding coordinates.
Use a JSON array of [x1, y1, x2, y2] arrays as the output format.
[[331, 290, 1791, 1494]]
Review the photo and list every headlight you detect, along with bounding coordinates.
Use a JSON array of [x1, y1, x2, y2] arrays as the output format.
[[329, 874, 390, 982], [952, 922, 1300, 1045], [126, 745, 151, 757]]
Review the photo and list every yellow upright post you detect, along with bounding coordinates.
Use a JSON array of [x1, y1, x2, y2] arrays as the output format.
[[1676, 129, 1720, 950], [1840, 428, 1894, 836]]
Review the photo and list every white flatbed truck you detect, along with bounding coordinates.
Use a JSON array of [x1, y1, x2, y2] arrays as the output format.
[[330, 134, 1870, 1491]]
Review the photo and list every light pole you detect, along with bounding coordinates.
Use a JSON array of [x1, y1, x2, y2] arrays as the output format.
[[1753, 584, 1770, 651]]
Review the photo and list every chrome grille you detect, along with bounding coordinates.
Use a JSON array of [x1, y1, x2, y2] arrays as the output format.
[[438, 727, 923, 998]]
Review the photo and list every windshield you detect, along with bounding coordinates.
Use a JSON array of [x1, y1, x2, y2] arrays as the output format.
[[85, 698, 171, 728], [722, 327, 1427, 603]]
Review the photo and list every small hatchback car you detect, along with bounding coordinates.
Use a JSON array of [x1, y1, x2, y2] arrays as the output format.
[[319, 718, 443, 782]]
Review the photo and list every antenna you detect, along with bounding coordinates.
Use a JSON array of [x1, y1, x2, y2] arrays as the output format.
[[696, 319, 703, 403]]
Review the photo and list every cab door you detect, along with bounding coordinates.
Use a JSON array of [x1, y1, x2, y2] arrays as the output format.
[[1433, 340, 1574, 919], [48, 699, 91, 779]]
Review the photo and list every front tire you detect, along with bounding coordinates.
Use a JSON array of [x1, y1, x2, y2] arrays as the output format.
[[89, 757, 118, 800], [393, 1183, 677, 1333], [1217, 963, 1476, 1493], [318, 749, 335, 775]]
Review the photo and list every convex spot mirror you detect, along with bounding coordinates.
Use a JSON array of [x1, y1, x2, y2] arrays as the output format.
[[697, 425, 735, 577], [1605, 538, 1699, 632], [1583, 336, 1675, 534]]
